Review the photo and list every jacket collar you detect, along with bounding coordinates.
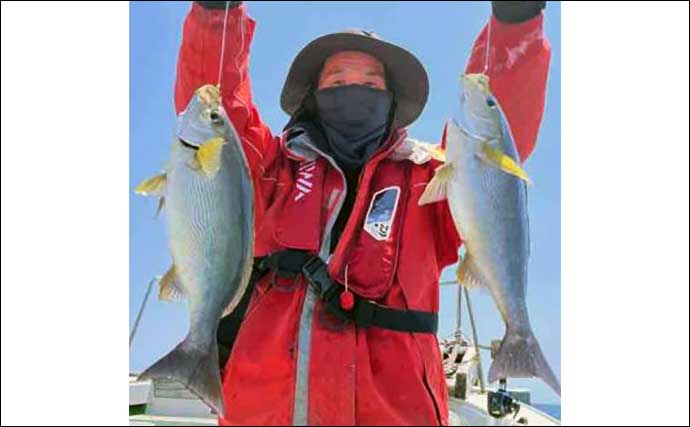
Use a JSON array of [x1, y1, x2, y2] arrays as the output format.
[[281, 127, 409, 164]]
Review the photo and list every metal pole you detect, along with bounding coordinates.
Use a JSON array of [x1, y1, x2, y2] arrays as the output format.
[[463, 286, 486, 394], [455, 281, 462, 339], [129, 277, 158, 348]]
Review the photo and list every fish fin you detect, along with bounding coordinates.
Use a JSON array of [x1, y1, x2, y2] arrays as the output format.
[[135, 173, 167, 196], [155, 197, 166, 218], [422, 143, 446, 162], [196, 137, 225, 179], [418, 163, 455, 205], [138, 336, 225, 417], [476, 142, 532, 185], [488, 330, 561, 397], [456, 253, 486, 289], [158, 265, 185, 302]]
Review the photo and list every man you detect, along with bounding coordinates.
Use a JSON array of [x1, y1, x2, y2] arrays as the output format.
[[175, 1, 550, 425]]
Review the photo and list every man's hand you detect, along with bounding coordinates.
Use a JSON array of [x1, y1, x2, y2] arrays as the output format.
[[197, 1, 242, 10], [491, 1, 546, 23]]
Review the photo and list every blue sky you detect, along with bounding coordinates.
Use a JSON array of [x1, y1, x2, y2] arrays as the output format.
[[130, 1, 561, 405]]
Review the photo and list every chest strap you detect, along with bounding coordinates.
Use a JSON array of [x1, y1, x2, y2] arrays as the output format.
[[259, 249, 438, 334]]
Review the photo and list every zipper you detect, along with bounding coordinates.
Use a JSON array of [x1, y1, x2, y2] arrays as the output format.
[[289, 141, 347, 427], [297, 141, 347, 259]]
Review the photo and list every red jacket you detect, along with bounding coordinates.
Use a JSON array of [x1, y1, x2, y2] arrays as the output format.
[[175, 4, 550, 425]]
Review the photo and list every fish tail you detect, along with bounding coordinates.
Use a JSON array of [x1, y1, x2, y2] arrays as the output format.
[[138, 335, 225, 417], [488, 330, 561, 396]]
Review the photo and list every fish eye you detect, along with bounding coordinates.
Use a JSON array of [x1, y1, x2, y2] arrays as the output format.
[[486, 98, 497, 108], [209, 109, 224, 125]]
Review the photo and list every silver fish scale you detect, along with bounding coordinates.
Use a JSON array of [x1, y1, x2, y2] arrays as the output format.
[[451, 106, 531, 332], [137, 87, 258, 416], [165, 138, 253, 344], [434, 76, 559, 395]]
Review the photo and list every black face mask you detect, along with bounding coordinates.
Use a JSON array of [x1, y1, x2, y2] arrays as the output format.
[[314, 85, 393, 169]]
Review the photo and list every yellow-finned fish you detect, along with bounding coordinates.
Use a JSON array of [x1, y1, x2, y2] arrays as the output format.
[[419, 74, 560, 396], [135, 84, 254, 417]]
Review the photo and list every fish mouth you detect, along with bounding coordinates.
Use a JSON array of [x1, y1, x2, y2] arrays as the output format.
[[195, 84, 221, 106], [461, 73, 491, 95]]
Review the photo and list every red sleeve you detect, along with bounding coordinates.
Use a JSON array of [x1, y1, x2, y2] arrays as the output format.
[[174, 3, 277, 178], [465, 13, 551, 162]]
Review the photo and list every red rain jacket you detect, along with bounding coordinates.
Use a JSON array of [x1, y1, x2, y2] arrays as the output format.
[[175, 3, 550, 425]]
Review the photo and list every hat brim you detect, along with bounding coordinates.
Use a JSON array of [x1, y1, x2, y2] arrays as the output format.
[[280, 32, 429, 129]]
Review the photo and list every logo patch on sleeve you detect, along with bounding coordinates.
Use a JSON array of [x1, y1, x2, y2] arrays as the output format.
[[363, 186, 400, 241]]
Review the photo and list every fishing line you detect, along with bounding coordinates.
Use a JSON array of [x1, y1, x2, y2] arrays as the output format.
[[483, 9, 493, 75], [216, 1, 231, 89]]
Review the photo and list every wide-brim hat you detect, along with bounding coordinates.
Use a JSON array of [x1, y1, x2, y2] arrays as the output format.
[[280, 29, 429, 129]]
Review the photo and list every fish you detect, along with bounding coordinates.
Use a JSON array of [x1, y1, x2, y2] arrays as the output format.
[[419, 74, 560, 396], [135, 84, 255, 416]]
